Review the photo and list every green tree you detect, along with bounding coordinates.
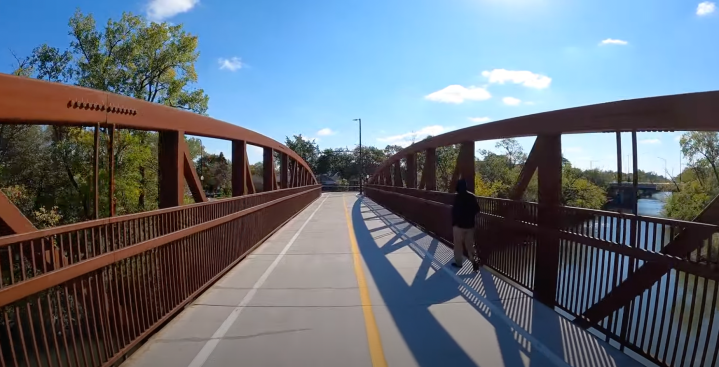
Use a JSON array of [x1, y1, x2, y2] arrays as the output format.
[[3, 9, 210, 225], [68, 10, 208, 112], [680, 132, 719, 186], [357, 146, 387, 179], [663, 181, 712, 220], [250, 162, 264, 176], [495, 138, 526, 168], [383, 145, 403, 158], [436, 144, 460, 192], [197, 152, 231, 196], [285, 135, 320, 173], [561, 162, 606, 209], [316, 148, 336, 175], [476, 152, 513, 195]]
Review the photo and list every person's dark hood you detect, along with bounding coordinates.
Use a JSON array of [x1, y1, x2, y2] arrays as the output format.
[[455, 178, 468, 193]]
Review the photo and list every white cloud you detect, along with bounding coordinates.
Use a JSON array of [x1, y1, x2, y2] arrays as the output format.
[[503, 97, 522, 106], [640, 139, 661, 144], [600, 38, 629, 46], [146, 0, 199, 21], [563, 147, 583, 153], [377, 125, 448, 147], [468, 117, 491, 123], [317, 128, 335, 136], [481, 69, 552, 89], [425, 85, 491, 104], [218, 57, 243, 71], [675, 135, 682, 142], [697, 1, 716, 15]]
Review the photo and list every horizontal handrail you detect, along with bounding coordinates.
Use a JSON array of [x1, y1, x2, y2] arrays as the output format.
[[0, 187, 317, 308], [367, 183, 719, 229], [0, 185, 319, 246]]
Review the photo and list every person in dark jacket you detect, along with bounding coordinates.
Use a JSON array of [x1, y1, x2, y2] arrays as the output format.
[[451, 178, 480, 272]]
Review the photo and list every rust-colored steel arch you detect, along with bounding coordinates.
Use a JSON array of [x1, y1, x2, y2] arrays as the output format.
[[372, 90, 719, 179], [0, 73, 317, 182], [0, 73, 324, 367], [366, 90, 719, 367]]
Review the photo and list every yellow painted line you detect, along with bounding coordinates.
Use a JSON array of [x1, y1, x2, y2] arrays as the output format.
[[342, 195, 388, 367]]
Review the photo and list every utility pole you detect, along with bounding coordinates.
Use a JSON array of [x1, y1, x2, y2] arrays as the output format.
[[353, 118, 363, 194], [658, 157, 667, 178]]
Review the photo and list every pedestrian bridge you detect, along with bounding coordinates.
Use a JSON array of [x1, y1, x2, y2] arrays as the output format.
[[122, 193, 640, 367], [1, 75, 718, 367]]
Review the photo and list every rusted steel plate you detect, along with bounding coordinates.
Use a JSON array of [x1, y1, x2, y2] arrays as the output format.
[[0, 74, 106, 124]]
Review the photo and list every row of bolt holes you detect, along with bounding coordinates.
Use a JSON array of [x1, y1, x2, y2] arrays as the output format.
[[67, 100, 137, 115]]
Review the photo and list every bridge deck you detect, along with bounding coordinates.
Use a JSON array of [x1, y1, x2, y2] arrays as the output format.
[[123, 193, 642, 367]]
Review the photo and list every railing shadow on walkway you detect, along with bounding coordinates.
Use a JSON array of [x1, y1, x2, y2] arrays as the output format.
[[352, 195, 636, 367]]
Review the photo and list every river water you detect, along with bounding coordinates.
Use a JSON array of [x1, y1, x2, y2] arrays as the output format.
[[636, 192, 671, 217]]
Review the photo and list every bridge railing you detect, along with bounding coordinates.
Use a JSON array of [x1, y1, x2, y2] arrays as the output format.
[[0, 184, 320, 367], [367, 183, 718, 367], [0, 74, 322, 367], [366, 91, 719, 367]]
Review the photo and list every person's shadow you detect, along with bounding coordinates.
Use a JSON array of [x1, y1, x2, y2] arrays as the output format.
[[351, 194, 629, 367]]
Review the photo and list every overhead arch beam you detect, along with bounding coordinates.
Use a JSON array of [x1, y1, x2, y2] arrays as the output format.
[[0, 74, 317, 184], [371, 90, 719, 181]]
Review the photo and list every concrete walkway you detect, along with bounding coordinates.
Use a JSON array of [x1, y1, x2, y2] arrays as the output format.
[[123, 193, 643, 367]]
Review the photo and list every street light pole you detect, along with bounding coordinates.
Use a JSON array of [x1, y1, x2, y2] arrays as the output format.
[[658, 156, 667, 178], [353, 118, 362, 194]]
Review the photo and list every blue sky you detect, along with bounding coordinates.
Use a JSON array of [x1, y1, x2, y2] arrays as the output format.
[[2, 0, 718, 177]]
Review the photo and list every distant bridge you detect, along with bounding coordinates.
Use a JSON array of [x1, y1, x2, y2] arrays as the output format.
[[607, 182, 670, 191]]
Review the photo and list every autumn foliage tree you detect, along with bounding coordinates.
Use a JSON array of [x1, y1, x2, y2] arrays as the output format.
[[2, 9, 209, 226]]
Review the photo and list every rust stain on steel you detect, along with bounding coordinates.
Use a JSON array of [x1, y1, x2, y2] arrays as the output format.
[[0, 74, 317, 184], [0, 187, 320, 308], [0, 190, 36, 234]]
